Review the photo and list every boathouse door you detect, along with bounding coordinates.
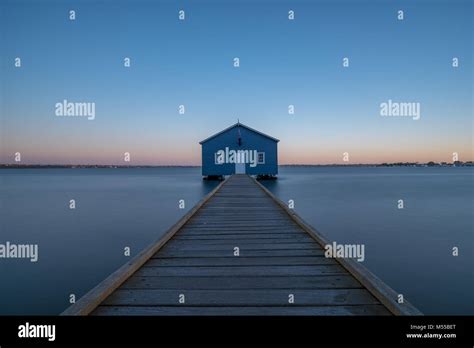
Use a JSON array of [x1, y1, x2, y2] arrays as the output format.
[[235, 162, 246, 174]]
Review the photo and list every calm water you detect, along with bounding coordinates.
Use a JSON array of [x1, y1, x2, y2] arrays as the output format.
[[0, 167, 472, 315]]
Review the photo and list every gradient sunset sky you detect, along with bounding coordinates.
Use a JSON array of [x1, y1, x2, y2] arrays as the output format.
[[1, 0, 472, 165]]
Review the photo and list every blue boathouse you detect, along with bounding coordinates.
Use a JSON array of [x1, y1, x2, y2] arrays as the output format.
[[200, 122, 279, 179]]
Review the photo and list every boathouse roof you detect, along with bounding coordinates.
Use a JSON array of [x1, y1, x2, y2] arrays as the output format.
[[199, 122, 280, 144]]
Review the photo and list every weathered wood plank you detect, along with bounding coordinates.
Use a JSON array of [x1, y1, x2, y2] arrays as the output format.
[[189, 218, 291, 223], [174, 233, 313, 240], [92, 305, 392, 316], [192, 214, 289, 218], [155, 248, 326, 258], [135, 265, 346, 277], [184, 223, 299, 228], [161, 242, 320, 251], [180, 227, 303, 233], [179, 231, 305, 237], [102, 289, 380, 306], [145, 256, 335, 267], [121, 275, 363, 290], [165, 238, 317, 246]]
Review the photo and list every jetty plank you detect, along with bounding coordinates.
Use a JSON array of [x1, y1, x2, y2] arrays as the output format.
[[134, 265, 346, 277], [145, 256, 334, 266], [173, 233, 314, 240], [92, 305, 392, 316], [160, 242, 320, 251], [62, 174, 421, 316], [101, 289, 381, 306], [121, 275, 363, 290], [155, 248, 326, 258]]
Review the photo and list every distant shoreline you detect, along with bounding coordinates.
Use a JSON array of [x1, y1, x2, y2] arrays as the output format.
[[1, 162, 473, 169]]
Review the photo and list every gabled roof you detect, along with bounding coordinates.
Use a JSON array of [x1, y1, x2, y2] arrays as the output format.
[[199, 122, 280, 144]]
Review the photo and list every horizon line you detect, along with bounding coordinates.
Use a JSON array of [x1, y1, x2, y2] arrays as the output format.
[[1, 161, 472, 168]]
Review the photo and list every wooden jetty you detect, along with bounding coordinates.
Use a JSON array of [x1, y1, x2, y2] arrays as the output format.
[[62, 175, 421, 316]]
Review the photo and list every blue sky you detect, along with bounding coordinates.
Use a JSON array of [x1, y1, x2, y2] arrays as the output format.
[[1, 0, 472, 164]]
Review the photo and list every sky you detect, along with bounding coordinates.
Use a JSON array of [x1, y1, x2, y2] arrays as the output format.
[[0, 0, 472, 165]]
